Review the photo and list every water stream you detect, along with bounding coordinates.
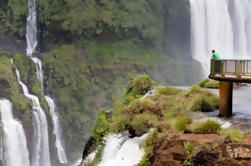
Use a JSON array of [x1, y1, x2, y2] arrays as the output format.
[[97, 133, 147, 166], [25, 0, 68, 163], [15, 68, 51, 166], [45, 96, 67, 163], [0, 99, 30, 166]]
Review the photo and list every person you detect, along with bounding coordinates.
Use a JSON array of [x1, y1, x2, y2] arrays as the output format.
[[212, 50, 221, 60]]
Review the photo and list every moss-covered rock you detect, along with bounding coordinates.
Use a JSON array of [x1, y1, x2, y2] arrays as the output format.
[[0, 52, 34, 151]]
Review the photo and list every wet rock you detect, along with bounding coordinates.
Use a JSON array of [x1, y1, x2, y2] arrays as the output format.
[[81, 136, 96, 161], [227, 144, 251, 159], [129, 125, 148, 138], [0, 79, 10, 89], [105, 110, 113, 119]]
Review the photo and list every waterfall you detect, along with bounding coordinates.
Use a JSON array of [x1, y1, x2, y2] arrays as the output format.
[[190, 0, 251, 75], [97, 133, 147, 166], [0, 99, 30, 166], [26, 0, 37, 56], [31, 57, 44, 93], [45, 96, 67, 164], [25, 0, 68, 163], [15, 68, 51, 166]]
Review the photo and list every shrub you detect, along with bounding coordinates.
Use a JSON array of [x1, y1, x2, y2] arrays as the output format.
[[191, 120, 221, 134], [126, 75, 157, 96], [221, 128, 243, 142], [174, 116, 192, 131], [185, 85, 202, 96], [198, 79, 219, 89], [190, 97, 215, 112], [92, 110, 110, 140], [157, 86, 181, 95]]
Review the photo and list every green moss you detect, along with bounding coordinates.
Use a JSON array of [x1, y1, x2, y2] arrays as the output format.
[[0, 53, 33, 119], [191, 120, 221, 134], [157, 86, 182, 95], [186, 86, 219, 112], [86, 145, 105, 166], [126, 74, 157, 96], [221, 128, 243, 142], [137, 128, 158, 166], [174, 116, 192, 132], [198, 79, 219, 89], [92, 110, 110, 140]]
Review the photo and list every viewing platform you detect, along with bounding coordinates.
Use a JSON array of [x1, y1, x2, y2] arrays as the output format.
[[209, 59, 251, 83], [209, 59, 251, 117]]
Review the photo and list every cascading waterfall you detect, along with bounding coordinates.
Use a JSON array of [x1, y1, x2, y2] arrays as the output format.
[[45, 96, 67, 164], [190, 0, 251, 75], [0, 99, 30, 166], [26, 0, 37, 56], [97, 132, 147, 166], [25, 0, 68, 163], [15, 68, 51, 166], [31, 57, 44, 93]]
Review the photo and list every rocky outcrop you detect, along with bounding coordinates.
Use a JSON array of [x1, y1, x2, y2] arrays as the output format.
[[81, 136, 96, 161], [129, 125, 148, 138], [227, 143, 251, 159]]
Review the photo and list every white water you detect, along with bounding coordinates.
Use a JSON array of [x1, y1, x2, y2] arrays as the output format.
[[190, 0, 251, 75], [45, 96, 67, 164], [31, 57, 44, 93], [98, 133, 147, 166], [15, 69, 51, 166], [0, 99, 30, 166], [26, 0, 37, 56], [25, 0, 68, 162], [140, 89, 156, 101]]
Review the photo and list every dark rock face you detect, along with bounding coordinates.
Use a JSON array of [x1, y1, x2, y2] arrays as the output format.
[[192, 150, 219, 166], [128, 125, 148, 138], [81, 136, 96, 161]]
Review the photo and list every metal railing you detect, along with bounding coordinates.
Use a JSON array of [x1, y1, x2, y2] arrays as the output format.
[[210, 59, 251, 77]]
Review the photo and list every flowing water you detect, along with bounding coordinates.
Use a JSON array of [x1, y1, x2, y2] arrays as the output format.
[[30, 57, 44, 93], [97, 133, 147, 166], [26, 0, 37, 56], [15, 68, 51, 166], [25, 0, 68, 163], [0, 99, 30, 166], [190, 0, 251, 75], [45, 96, 67, 164]]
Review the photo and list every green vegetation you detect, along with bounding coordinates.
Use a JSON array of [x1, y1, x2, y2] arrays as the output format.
[[0, 52, 33, 125], [184, 141, 192, 155], [0, 0, 204, 161], [92, 75, 219, 137], [126, 75, 157, 96], [175, 116, 192, 132], [86, 75, 229, 165], [186, 86, 219, 112], [190, 120, 221, 134], [198, 79, 219, 89], [221, 128, 243, 142], [137, 128, 158, 166]]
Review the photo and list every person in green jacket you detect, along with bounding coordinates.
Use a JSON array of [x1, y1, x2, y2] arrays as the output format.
[[212, 50, 221, 60]]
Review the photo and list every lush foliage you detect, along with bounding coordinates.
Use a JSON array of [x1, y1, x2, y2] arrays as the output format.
[[198, 79, 219, 89], [191, 120, 221, 134]]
